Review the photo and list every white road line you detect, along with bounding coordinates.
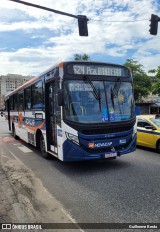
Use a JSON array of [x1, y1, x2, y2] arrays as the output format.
[[17, 146, 33, 153], [2, 133, 11, 136], [61, 208, 85, 232], [7, 149, 22, 162]]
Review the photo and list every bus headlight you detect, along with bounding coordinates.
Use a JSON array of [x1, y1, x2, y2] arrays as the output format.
[[66, 132, 79, 145], [132, 123, 137, 138]]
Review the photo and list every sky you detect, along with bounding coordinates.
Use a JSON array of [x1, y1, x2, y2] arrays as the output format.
[[0, 0, 160, 76]]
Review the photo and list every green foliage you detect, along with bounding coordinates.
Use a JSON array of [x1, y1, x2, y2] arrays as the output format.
[[124, 59, 152, 102], [148, 66, 160, 95], [74, 53, 90, 61]]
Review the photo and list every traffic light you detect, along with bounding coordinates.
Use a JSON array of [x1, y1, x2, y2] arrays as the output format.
[[149, 14, 159, 35], [78, 15, 88, 36]]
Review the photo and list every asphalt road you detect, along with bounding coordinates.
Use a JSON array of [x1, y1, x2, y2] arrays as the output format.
[[1, 117, 160, 228]]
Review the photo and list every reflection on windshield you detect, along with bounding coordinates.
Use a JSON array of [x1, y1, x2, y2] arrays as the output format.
[[64, 80, 134, 123], [150, 119, 160, 127]]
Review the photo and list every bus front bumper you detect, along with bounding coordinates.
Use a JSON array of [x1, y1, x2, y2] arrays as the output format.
[[63, 134, 136, 161]]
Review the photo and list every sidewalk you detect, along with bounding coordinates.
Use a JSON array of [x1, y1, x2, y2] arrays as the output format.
[[0, 166, 22, 224], [0, 116, 82, 232], [0, 155, 81, 232], [0, 116, 20, 226]]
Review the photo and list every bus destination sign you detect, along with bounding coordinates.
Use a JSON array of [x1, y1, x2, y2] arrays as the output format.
[[67, 64, 128, 77]]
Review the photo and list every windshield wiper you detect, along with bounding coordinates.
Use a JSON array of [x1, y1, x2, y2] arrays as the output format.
[[83, 76, 101, 111], [111, 77, 122, 98], [110, 77, 122, 110]]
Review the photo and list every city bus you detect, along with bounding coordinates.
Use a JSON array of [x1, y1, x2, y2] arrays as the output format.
[[4, 61, 137, 161]]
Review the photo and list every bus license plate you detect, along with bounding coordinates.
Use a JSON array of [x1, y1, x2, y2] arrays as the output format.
[[105, 152, 117, 158]]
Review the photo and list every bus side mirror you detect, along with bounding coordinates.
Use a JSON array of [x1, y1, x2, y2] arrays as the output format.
[[58, 89, 64, 106]]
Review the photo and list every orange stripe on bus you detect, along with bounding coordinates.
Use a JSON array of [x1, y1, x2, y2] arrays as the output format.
[[58, 62, 64, 68]]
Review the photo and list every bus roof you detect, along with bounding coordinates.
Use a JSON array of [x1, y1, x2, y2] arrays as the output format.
[[4, 61, 129, 99], [4, 62, 61, 99]]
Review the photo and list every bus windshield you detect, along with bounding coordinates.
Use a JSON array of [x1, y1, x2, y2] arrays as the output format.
[[63, 80, 134, 123]]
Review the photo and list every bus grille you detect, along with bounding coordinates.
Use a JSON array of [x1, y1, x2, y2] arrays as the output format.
[[80, 138, 132, 154], [80, 126, 132, 135]]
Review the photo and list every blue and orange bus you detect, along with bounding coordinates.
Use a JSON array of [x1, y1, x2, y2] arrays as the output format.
[[5, 61, 136, 161]]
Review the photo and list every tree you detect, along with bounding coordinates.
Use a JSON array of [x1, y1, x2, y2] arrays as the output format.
[[74, 53, 90, 61], [148, 66, 160, 95], [124, 59, 152, 102]]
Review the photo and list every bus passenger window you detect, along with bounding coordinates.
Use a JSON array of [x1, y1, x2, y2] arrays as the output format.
[[32, 81, 44, 109], [24, 87, 31, 110], [13, 93, 19, 111], [19, 91, 24, 111], [10, 96, 14, 110]]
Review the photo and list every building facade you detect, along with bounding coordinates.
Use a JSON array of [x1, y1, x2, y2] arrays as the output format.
[[136, 94, 160, 115], [0, 74, 33, 110]]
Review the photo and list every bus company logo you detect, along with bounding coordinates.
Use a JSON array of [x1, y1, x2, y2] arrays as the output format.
[[88, 142, 113, 148], [25, 118, 35, 126], [88, 143, 95, 148]]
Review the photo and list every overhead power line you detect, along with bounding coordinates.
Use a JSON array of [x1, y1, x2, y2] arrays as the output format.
[[7, 1, 160, 36], [90, 18, 149, 23]]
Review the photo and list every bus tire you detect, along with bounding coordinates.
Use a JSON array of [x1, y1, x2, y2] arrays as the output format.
[[12, 124, 18, 139], [40, 134, 50, 159], [156, 140, 160, 153]]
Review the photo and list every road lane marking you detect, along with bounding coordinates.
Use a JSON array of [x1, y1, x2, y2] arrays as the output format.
[[17, 146, 33, 153], [7, 149, 21, 162], [1, 133, 11, 136], [61, 208, 85, 232]]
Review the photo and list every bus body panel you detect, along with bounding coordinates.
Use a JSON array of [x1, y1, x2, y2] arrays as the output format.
[[4, 61, 136, 162]]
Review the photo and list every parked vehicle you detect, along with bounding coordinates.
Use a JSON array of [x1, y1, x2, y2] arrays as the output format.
[[137, 114, 160, 152]]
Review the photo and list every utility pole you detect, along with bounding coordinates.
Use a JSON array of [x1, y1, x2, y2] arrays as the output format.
[[9, 0, 89, 36]]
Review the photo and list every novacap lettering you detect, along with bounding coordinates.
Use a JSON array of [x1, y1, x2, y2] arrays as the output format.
[[95, 142, 112, 147]]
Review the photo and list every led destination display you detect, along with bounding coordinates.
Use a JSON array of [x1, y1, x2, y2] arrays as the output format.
[[67, 64, 130, 77]]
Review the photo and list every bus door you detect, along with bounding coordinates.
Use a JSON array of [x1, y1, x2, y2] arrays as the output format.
[[45, 81, 58, 155], [6, 99, 11, 131]]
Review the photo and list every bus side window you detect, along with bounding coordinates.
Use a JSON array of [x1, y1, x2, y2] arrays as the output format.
[[19, 91, 24, 111], [32, 81, 44, 109], [10, 96, 14, 110], [13, 93, 19, 111], [55, 81, 61, 125], [24, 87, 31, 110]]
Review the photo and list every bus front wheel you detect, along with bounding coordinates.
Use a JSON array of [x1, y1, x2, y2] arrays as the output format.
[[40, 134, 50, 159]]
